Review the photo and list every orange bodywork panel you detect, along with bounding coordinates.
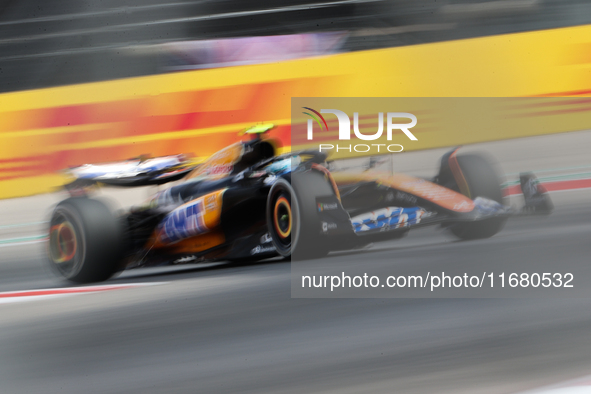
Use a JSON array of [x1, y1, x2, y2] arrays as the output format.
[[187, 143, 244, 181], [159, 230, 226, 255], [332, 172, 475, 213], [150, 189, 227, 252]]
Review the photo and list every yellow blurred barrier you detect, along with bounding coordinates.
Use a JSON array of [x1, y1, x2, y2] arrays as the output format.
[[1, 24, 591, 199], [291, 97, 591, 159]]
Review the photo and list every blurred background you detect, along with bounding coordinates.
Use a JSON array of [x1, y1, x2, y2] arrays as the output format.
[[2, 2, 591, 394], [1, 0, 591, 92], [2, 0, 591, 199]]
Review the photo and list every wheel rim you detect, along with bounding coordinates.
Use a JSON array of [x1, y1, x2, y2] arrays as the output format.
[[50, 222, 77, 263], [273, 194, 292, 246], [49, 212, 82, 277]]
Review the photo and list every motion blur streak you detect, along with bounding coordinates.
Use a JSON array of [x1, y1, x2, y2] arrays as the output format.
[[2, 1, 591, 393], [2, 24, 591, 199], [1, 131, 591, 392], [0, 0, 591, 198], [2, 192, 591, 393], [0, 282, 167, 304]]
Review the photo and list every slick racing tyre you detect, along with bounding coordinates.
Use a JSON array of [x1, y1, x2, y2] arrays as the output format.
[[48, 198, 125, 283], [448, 154, 507, 240], [266, 173, 330, 260]]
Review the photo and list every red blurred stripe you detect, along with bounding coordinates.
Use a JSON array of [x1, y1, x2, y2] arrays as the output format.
[[503, 178, 591, 196]]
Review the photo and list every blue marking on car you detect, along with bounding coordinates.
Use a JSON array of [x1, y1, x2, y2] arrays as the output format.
[[159, 199, 207, 244], [351, 207, 425, 233]]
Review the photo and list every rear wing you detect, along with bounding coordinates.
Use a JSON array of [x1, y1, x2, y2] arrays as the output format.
[[63, 155, 197, 192]]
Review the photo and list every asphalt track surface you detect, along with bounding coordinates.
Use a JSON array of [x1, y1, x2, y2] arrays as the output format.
[[2, 133, 591, 393], [0, 192, 590, 393]]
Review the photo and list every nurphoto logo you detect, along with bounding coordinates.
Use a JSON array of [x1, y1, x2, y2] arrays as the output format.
[[303, 107, 418, 154]]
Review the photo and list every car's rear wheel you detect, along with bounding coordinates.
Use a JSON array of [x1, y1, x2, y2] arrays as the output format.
[[448, 154, 507, 240], [48, 198, 125, 283]]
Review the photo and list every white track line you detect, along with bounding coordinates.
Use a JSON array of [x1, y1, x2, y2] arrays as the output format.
[[0, 221, 46, 230], [519, 374, 591, 393], [0, 235, 46, 248], [0, 239, 45, 248]]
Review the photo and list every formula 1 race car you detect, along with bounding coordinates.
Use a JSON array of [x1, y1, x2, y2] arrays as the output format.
[[47, 124, 553, 283]]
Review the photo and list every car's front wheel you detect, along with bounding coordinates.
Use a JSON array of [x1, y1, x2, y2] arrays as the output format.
[[447, 154, 507, 240]]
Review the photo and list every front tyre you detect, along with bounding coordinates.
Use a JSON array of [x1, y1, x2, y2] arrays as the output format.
[[448, 154, 507, 240], [48, 198, 125, 283]]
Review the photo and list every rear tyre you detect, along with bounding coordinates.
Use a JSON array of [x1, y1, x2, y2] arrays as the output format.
[[267, 173, 330, 260], [449, 154, 507, 240], [48, 198, 125, 283]]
